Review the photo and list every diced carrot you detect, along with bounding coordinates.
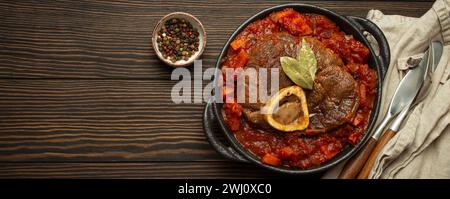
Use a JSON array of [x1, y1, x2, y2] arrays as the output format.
[[348, 132, 362, 145], [270, 8, 295, 22], [280, 147, 294, 158], [280, 11, 311, 35], [230, 49, 249, 68], [320, 144, 340, 160], [291, 17, 303, 25], [359, 83, 367, 107], [230, 37, 248, 51], [352, 112, 364, 126], [283, 16, 312, 35], [300, 24, 313, 35], [262, 153, 281, 166], [270, 8, 312, 36]]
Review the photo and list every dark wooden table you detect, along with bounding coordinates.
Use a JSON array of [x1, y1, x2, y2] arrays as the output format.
[[0, 0, 433, 178]]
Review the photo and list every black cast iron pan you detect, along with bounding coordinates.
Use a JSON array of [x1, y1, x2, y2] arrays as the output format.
[[203, 3, 390, 175]]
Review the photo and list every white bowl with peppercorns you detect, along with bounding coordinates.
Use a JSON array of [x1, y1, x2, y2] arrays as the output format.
[[152, 12, 206, 67]]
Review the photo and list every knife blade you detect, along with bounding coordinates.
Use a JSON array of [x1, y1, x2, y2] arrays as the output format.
[[371, 46, 431, 140], [338, 42, 432, 179], [390, 41, 443, 131]]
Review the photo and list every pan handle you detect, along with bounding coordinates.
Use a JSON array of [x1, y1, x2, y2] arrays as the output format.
[[203, 99, 249, 162], [346, 16, 390, 80]]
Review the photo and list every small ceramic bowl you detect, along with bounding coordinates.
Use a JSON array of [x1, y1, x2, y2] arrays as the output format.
[[152, 12, 207, 67]]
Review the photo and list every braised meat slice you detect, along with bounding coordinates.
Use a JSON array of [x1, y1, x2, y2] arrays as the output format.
[[303, 37, 344, 72], [240, 32, 297, 111], [307, 65, 359, 132], [239, 33, 354, 133]]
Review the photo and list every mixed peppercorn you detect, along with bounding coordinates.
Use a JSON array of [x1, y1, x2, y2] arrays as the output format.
[[156, 18, 200, 63]]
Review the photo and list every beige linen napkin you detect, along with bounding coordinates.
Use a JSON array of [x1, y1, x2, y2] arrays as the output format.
[[323, 0, 450, 179]]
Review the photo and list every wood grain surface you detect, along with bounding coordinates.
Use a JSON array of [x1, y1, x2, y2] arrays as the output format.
[[0, 0, 433, 178]]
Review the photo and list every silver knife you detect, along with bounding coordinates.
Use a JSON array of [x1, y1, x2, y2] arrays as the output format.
[[390, 41, 443, 131], [371, 42, 432, 140], [339, 41, 432, 179]]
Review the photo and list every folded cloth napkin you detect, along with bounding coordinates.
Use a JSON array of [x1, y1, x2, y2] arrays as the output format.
[[324, 0, 450, 179]]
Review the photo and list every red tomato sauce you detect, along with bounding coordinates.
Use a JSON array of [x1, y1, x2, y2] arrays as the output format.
[[221, 8, 377, 169]]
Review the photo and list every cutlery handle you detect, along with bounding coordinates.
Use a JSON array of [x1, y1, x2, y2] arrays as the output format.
[[338, 137, 378, 179], [357, 129, 396, 179]]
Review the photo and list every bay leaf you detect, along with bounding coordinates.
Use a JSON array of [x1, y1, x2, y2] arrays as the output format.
[[280, 39, 317, 90]]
